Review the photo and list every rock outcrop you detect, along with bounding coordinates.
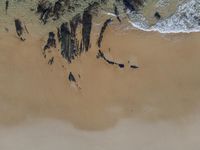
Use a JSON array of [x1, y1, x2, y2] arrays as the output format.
[[59, 14, 82, 63], [123, 0, 145, 11]]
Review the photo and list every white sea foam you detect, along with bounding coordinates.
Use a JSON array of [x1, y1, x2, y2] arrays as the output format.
[[128, 0, 200, 33]]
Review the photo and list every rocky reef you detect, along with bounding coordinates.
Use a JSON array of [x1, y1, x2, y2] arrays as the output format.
[[35, 0, 145, 62], [9, 0, 145, 64]]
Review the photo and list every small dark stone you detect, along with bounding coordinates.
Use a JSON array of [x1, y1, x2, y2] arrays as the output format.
[[118, 64, 125, 68], [154, 12, 161, 20], [68, 72, 76, 82], [130, 65, 139, 69]]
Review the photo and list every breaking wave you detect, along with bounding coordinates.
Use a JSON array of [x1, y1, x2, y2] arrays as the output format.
[[128, 0, 200, 33]]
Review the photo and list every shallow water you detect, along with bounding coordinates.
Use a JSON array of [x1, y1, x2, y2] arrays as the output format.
[[129, 0, 200, 33]]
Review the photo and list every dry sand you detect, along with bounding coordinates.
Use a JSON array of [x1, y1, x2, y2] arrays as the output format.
[[1, 21, 200, 149]]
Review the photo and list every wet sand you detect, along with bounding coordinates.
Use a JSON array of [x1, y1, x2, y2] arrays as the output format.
[[1, 21, 200, 149]]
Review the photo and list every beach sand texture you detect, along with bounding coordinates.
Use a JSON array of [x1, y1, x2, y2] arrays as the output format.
[[1, 0, 200, 149], [1, 21, 200, 149]]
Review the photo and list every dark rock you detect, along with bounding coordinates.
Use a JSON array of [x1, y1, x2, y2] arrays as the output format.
[[114, 5, 121, 23], [58, 14, 82, 63], [60, 22, 72, 63], [130, 65, 139, 69], [123, 0, 144, 11], [97, 50, 125, 69], [70, 14, 81, 55], [59, 14, 81, 63], [57, 27, 61, 42], [68, 72, 76, 82], [5, 0, 9, 14], [123, 0, 136, 11], [97, 18, 112, 48], [118, 64, 125, 68], [70, 14, 81, 37], [107, 59, 115, 65], [82, 8, 92, 51], [154, 12, 161, 20], [36, 0, 64, 24], [44, 32, 56, 50], [53, 0, 62, 19], [14, 19, 26, 41], [37, 0, 51, 23]]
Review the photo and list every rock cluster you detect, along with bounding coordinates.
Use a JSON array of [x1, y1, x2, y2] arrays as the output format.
[[37, 0, 65, 24]]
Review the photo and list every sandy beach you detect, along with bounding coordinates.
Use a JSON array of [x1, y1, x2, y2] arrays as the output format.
[[1, 15, 200, 149]]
